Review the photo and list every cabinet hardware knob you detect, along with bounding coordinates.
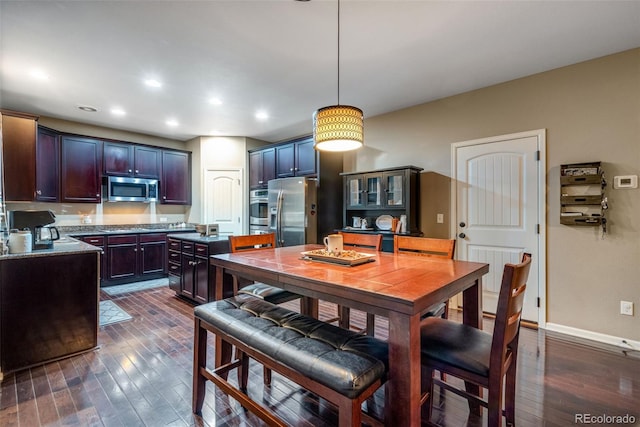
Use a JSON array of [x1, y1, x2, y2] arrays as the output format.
[[36, 190, 42, 195], [459, 222, 466, 227], [141, 247, 144, 251], [96, 194, 100, 197], [458, 233, 466, 239], [128, 169, 132, 173], [290, 168, 294, 172], [134, 248, 137, 252], [135, 170, 139, 174]]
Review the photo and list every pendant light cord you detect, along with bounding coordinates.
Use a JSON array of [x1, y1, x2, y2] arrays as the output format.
[[337, 0, 341, 105]]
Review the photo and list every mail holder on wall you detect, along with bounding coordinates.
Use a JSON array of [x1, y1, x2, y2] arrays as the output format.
[[560, 162, 607, 229]]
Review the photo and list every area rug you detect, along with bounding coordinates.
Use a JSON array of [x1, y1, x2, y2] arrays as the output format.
[[99, 300, 133, 326], [101, 278, 169, 296]]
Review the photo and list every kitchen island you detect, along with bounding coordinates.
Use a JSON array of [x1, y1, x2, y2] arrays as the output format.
[[0, 239, 101, 376], [167, 233, 233, 304]]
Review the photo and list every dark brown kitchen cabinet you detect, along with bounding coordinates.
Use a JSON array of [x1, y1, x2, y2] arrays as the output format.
[[275, 136, 316, 178], [0, 251, 99, 374], [81, 235, 106, 280], [103, 142, 161, 179], [167, 235, 231, 304], [179, 241, 209, 303], [161, 150, 191, 205], [104, 232, 167, 285], [1, 110, 37, 201], [249, 147, 276, 188], [106, 234, 138, 281], [60, 136, 102, 203], [36, 126, 60, 202], [139, 233, 167, 275], [342, 166, 423, 252]]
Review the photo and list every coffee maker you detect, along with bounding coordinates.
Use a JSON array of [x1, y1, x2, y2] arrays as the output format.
[[8, 210, 60, 250]]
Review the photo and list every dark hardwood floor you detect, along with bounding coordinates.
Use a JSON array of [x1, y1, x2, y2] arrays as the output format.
[[1, 285, 639, 426]]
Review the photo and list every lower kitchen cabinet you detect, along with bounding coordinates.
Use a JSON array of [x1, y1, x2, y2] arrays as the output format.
[[167, 234, 231, 304], [106, 233, 167, 284], [81, 235, 106, 280], [0, 251, 99, 374]]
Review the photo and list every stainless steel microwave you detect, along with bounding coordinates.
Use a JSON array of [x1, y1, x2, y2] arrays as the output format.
[[106, 176, 158, 202]]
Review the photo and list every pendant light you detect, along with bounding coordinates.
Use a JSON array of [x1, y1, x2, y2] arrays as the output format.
[[313, 0, 364, 152]]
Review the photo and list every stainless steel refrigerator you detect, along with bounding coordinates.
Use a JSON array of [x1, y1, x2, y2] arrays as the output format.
[[268, 177, 318, 247]]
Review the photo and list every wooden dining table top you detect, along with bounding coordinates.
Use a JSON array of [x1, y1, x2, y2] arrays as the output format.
[[210, 244, 489, 318]]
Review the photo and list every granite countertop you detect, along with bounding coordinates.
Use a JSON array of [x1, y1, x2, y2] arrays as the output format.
[[0, 236, 101, 260], [64, 224, 196, 237], [168, 232, 231, 243]]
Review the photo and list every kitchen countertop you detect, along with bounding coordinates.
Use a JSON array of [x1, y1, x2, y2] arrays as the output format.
[[0, 236, 101, 260], [65, 226, 196, 237], [167, 232, 231, 243]]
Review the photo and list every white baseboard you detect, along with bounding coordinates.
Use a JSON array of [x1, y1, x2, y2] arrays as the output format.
[[544, 322, 640, 350]]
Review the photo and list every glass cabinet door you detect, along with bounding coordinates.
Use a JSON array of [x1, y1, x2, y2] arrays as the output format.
[[385, 172, 405, 207], [346, 175, 364, 208], [365, 175, 382, 207]]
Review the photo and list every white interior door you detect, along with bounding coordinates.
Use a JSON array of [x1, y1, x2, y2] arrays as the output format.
[[204, 169, 242, 235], [452, 130, 545, 324]]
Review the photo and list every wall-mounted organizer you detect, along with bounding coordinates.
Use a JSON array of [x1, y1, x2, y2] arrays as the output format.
[[560, 162, 607, 229]]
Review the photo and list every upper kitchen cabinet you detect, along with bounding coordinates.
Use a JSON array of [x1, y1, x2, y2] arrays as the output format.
[[1, 110, 38, 201], [249, 147, 276, 189], [103, 142, 161, 179], [35, 126, 60, 202], [161, 150, 191, 205], [276, 136, 316, 178], [60, 136, 103, 203]]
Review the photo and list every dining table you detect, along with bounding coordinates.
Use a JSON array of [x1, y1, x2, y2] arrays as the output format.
[[210, 244, 489, 426]]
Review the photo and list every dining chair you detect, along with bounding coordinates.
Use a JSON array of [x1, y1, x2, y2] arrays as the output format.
[[227, 233, 304, 385], [228, 233, 302, 307], [334, 232, 383, 335], [420, 253, 532, 427], [393, 235, 456, 320]]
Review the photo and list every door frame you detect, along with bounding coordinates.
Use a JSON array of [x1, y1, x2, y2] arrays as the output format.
[[203, 168, 244, 234], [450, 129, 547, 327]]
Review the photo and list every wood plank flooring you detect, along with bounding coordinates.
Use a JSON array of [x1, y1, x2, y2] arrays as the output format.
[[1, 285, 639, 426]]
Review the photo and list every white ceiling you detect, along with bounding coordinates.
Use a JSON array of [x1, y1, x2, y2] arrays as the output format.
[[1, 1, 639, 143]]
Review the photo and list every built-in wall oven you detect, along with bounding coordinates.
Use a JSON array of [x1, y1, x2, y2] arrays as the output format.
[[249, 189, 269, 234]]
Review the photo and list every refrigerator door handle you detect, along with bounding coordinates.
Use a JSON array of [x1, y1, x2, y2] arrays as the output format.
[[276, 189, 284, 246]]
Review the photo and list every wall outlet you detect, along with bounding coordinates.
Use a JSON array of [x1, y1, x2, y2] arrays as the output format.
[[436, 213, 444, 224], [620, 301, 634, 316]]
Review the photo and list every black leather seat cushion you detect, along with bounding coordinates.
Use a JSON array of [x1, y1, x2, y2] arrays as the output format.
[[238, 282, 301, 305], [195, 295, 389, 399], [420, 317, 492, 377]]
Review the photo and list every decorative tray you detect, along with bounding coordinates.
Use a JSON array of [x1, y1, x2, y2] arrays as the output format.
[[300, 249, 376, 266]]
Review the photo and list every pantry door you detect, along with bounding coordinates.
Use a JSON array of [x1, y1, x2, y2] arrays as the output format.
[[204, 169, 242, 235], [452, 130, 546, 325]]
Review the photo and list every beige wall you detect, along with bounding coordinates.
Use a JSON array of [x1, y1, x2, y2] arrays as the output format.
[[346, 48, 640, 342]]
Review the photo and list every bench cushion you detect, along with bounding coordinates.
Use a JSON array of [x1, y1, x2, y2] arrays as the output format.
[[195, 295, 388, 399]]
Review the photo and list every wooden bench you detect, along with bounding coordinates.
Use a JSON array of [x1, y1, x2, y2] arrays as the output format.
[[192, 294, 388, 426]]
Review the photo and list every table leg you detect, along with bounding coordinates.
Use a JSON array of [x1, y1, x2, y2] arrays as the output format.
[[462, 276, 484, 415], [386, 311, 421, 426], [300, 296, 318, 318], [215, 265, 224, 300]]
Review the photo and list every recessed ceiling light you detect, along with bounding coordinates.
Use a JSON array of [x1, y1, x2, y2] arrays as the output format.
[[111, 108, 126, 116], [29, 69, 49, 81], [144, 78, 162, 88], [209, 98, 223, 106], [166, 119, 179, 127], [78, 105, 98, 112], [255, 111, 269, 120]]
